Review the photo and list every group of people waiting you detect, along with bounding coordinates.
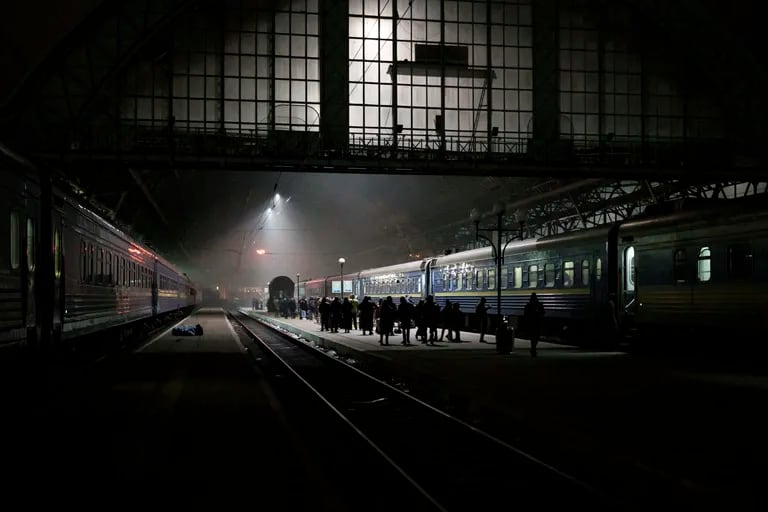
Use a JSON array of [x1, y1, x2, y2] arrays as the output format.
[[301, 293, 544, 355]]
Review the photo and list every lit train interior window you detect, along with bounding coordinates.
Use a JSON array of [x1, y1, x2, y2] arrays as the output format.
[[26, 218, 35, 272], [54, 229, 61, 279], [563, 261, 574, 288], [581, 260, 590, 286], [624, 248, 635, 291], [488, 268, 496, 290], [478, 269, 486, 289], [673, 249, 687, 284], [465, 271, 473, 291], [595, 258, 602, 282], [728, 243, 752, 279], [513, 266, 522, 288], [457, 273, 464, 291], [697, 247, 711, 282], [528, 265, 538, 288], [10, 211, 20, 270], [500, 267, 508, 290], [474, 270, 479, 289], [544, 263, 555, 287]]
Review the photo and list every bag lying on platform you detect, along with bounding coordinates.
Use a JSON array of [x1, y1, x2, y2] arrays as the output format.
[[172, 324, 204, 336]]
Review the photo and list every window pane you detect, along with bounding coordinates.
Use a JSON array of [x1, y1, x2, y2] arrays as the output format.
[[10, 212, 20, 270], [501, 267, 508, 290], [545, 263, 555, 287], [728, 243, 752, 279], [488, 268, 496, 290], [697, 247, 711, 282], [564, 261, 574, 288], [596, 258, 602, 281], [514, 266, 522, 288], [581, 259, 590, 286], [26, 218, 35, 272], [674, 249, 687, 284], [528, 264, 538, 288]]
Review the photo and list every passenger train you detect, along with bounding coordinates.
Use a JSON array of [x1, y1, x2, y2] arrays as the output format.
[[299, 197, 768, 345], [1, 149, 200, 350]]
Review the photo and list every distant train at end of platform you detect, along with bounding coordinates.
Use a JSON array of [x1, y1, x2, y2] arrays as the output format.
[[297, 198, 768, 346]]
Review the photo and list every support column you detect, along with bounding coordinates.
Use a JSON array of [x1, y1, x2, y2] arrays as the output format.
[[320, 0, 349, 154], [531, 0, 561, 162]]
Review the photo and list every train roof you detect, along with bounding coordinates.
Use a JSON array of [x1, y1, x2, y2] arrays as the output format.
[[432, 238, 539, 266], [55, 185, 189, 280], [358, 258, 432, 278]]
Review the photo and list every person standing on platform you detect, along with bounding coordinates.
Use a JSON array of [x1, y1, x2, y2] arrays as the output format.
[[398, 297, 414, 346], [524, 293, 545, 356], [319, 297, 330, 332], [379, 296, 396, 346], [330, 297, 342, 333], [342, 297, 353, 333], [451, 302, 463, 342], [359, 296, 374, 335], [476, 297, 490, 343], [350, 294, 359, 330]]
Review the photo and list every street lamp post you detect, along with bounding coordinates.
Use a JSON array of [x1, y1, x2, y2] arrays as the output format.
[[338, 257, 346, 299], [469, 203, 528, 342]]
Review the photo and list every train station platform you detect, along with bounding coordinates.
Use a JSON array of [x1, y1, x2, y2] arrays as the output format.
[[1, 308, 355, 505], [240, 308, 768, 509], [241, 308, 564, 356]]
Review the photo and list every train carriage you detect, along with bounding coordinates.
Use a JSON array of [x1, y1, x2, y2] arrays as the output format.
[[358, 260, 430, 302], [617, 202, 768, 340], [1, 151, 199, 350]]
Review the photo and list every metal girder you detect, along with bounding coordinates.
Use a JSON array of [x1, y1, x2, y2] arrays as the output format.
[[1, 0, 195, 149], [446, 178, 768, 253], [30, 150, 768, 181]]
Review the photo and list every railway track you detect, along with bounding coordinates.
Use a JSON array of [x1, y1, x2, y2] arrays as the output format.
[[229, 310, 619, 512]]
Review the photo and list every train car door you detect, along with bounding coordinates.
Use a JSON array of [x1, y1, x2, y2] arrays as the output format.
[[52, 213, 64, 343], [23, 213, 37, 345], [621, 245, 637, 314]]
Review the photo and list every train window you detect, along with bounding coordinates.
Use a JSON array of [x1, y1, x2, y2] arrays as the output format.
[[106, 252, 113, 285], [728, 243, 752, 279], [122, 258, 126, 286], [581, 260, 590, 286], [26, 218, 35, 272], [501, 267, 508, 290], [457, 273, 463, 291], [624, 248, 635, 291], [528, 265, 538, 288], [81, 241, 87, 281], [98, 248, 104, 284], [88, 243, 94, 282], [563, 261, 574, 288], [54, 229, 62, 279], [544, 264, 555, 287], [513, 266, 522, 288], [673, 249, 687, 284], [595, 258, 602, 282], [697, 247, 711, 282], [488, 268, 495, 290], [10, 211, 20, 270], [479, 269, 487, 289]]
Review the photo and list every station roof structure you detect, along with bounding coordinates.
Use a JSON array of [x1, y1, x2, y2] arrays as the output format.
[[1, 0, 766, 282]]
